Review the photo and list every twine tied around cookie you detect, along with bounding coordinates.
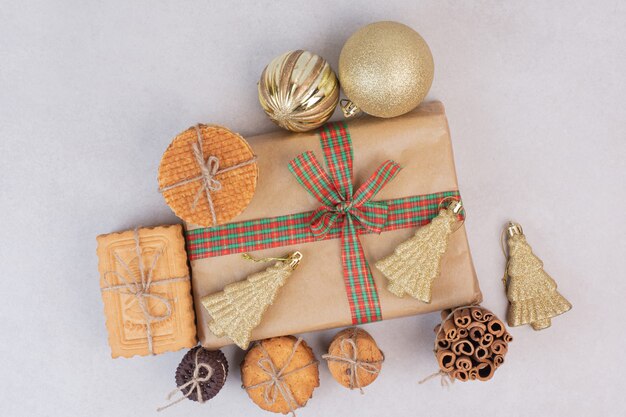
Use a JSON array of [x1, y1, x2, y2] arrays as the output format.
[[243, 338, 318, 417], [100, 228, 189, 355], [159, 124, 257, 225], [322, 327, 384, 394], [157, 349, 215, 411]]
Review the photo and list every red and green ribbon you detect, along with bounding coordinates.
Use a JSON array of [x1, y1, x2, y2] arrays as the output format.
[[186, 122, 461, 325]]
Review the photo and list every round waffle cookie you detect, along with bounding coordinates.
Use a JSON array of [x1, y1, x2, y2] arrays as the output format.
[[158, 124, 258, 227], [174, 346, 229, 402]]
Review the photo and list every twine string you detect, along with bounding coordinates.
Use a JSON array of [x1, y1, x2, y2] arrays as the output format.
[[157, 349, 215, 412], [100, 228, 189, 355], [500, 223, 519, 287], [243, 338, 319, 417], [159, 124, 257, 225], [418, 370, 454, 388], [321, 327, 384, 394]]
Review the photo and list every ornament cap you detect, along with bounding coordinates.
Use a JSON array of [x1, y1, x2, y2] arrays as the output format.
[[438, 196, 463, 213], [340, 99, 361, 118], [506, 222, 523, 237], [450, 200, 463, 215], [288, 251, 303, 270]]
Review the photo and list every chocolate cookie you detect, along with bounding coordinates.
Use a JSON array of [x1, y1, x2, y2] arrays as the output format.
[[324, 327, 384, 390], [241, 336, 319, 414], [174, 346, 228, 402]]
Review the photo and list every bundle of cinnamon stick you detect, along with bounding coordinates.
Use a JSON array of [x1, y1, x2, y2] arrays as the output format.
[[434, 306, 512, 382]]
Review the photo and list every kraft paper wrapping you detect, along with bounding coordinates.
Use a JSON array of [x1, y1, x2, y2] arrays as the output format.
[[189, 102, 482, 348]]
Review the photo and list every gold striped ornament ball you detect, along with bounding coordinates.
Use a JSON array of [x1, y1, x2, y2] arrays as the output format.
[[258, 50, 339, 132], [339, 21, 434, 118]]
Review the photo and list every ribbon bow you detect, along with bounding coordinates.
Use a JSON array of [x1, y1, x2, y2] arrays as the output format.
[[101, 229, 189, 355], [289, 122, 401, 324]]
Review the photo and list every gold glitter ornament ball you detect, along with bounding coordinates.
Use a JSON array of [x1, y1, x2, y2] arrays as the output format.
[[339, 21, 434, 118], [258, 50, 340, 132]]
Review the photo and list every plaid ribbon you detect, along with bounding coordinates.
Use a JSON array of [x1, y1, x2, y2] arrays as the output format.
[[186, 122, 462, 324]]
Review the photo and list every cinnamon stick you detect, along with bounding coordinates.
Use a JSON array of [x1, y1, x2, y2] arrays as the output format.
[[436, 338, 451, 350], [470, 307, 483, 322], [452, 369, 469, 382], [455, 355, 472, 371], [502, 332, 513, 343], [457, 328, 468, 339], [441, 309, 452, 321], [469, 368, 478, 380], [452, 340, 475, 356], [453, 308, 471, 328], [490, 340, 508, 356], [468, 322, 486, 342], [493, 354, 504, 368], [472, 346, 490, 363], [476, 360, 495, 381], [479, 333, 494, 348], [442, 318, 458, 341], [436, 349, 457, 372], [487, 318, 505, 338], [436, 329, 451, 349], [481, 310, 494, 322]]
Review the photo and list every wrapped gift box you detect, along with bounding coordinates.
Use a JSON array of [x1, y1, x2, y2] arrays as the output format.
[[187, 101, 482, 348]]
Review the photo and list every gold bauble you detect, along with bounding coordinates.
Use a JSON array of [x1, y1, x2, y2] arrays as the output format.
[[258, 50, 340, 132], [339, 21, 434, 118]]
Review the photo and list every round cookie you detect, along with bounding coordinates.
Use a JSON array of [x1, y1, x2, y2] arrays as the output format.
[[158, 124, 258, 227], [174, 346, 228, 402], [241, 336, 319, 414], [325, 327, 384, 390]]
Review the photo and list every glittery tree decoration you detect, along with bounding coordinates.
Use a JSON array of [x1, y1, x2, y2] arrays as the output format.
[[201, 252, 302, 349], [375, 200, 462, 303], [504, 223, 571, 330]]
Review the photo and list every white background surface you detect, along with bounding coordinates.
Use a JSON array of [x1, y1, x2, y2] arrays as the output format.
[[1, 1, 625, 416]]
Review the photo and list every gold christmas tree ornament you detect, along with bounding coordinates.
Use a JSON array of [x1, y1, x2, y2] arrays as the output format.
[[258, 50, 340, 132], [502, 222, 572, 330], [201, 251, 303, 349], [375, 199, 463, 303]]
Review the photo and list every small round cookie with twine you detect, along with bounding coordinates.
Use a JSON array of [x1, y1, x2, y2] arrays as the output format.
[[241, 336, 319, 416], [421, 306, 512, 385], [157, 346, 229, 411], [158, 124, 258, 227], [322, 327, 384, 392]]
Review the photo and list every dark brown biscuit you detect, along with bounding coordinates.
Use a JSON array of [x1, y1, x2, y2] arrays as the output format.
[[175, 346, 228, 402]]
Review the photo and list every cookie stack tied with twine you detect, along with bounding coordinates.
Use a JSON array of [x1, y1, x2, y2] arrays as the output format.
[[157, 346, 229, 411], [158, 124, 258, 227], [423, 306, 512, 385], [322, 327, 384, 393], [241, 336, 319, 416]]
